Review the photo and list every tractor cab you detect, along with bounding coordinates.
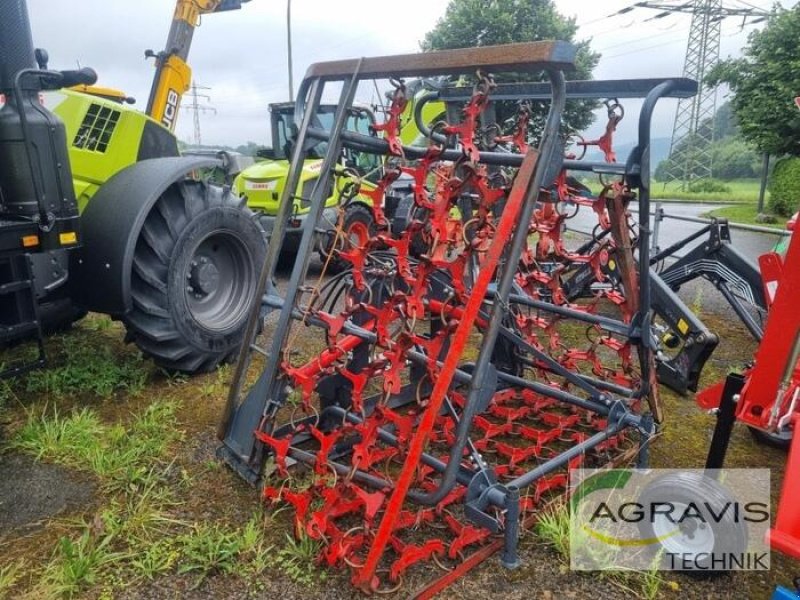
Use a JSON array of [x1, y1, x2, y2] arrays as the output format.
[[233, 102, 380, 254]]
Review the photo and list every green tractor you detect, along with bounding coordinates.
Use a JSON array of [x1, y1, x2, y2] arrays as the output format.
[[235, 102, 379, 265], [234, 88, 445, 267], [0, 0, 266, 376]]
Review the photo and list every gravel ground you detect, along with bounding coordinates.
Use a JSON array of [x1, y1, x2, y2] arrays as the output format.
[[0, 453, 95, 536]]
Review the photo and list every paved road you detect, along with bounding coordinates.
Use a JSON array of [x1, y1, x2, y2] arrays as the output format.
[[565, 201, 792, 320], [568, 201, 785, 263], [278, 202, 788, 320]]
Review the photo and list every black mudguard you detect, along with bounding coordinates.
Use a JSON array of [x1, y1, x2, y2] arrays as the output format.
[[69, 156, 220, 316]]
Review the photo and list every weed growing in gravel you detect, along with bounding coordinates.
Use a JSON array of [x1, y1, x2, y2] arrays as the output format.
[[691, 287, 705, 319], [39, 529, 127, 598], [11, 406, 104, 460], [641, 556, 663, 600], [178, 522, 243, 584], [0, 560, 24, 597], [176, 515, 274, 588], [198, 363, 231, 398], [273, 531, 326, 586], [535, 502, 571, 560], [130, 538, 182, 581], [99, 474, 183, 544], [0, 375, 16, 410]]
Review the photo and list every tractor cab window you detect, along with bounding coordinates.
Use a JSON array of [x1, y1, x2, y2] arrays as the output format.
[[271, 105, 381, 178], [344, 109, 382, 179]]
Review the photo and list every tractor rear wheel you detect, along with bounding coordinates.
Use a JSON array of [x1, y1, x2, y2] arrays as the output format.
[[124, 180, 266, 374]]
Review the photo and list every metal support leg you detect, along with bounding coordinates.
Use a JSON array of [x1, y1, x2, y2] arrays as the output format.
[[501, 486, 521, 569], [705, 373, 745, 470], [637, 413, 654, 468]]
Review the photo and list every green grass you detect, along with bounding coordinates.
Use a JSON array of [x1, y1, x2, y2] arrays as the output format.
[[6, 400, 303, 597], [534, 501, 678, 599], [178, 523, 246, 584], [0, 561, 24, 597], [578, 177, 765, 203], [20, 332, 149, 399], [10, 402, 182, 493], [272, 532, 325, 586], [704, 202, 793, 230], [534, 503, 571, 560], [175, 514, 275, 588], [40, 529, 127, 598], [651, 178, 764, 203]]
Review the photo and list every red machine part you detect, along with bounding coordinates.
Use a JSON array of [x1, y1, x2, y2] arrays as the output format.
[[770, 414, 800, 559], [575, 100, 624, 163], [696, 201, 800, 560], [736, 230, 800, 432], [255, 80, 645, 594]]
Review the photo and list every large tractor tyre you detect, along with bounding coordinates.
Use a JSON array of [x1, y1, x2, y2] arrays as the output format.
[[124, 180, 266, 374], [321, 204, 376, 274]]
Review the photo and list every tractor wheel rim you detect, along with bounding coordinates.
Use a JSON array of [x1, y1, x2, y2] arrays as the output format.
[[652, 501, 715, 556], [185, 231, 254, 332]]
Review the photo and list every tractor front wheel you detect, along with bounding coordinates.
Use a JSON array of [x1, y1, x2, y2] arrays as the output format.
[[124, 180, 266, 374]]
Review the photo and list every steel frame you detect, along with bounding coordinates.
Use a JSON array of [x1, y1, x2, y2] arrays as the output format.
[[218, 43, 697, 592]]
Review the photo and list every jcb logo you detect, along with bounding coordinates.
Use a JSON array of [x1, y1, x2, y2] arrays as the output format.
[[161, 89, 179, 130]]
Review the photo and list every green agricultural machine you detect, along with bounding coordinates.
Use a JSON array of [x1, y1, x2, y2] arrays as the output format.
[[0, 0, 266, 376], [235, 102, 379, 261], [235, 87, 445, 266]]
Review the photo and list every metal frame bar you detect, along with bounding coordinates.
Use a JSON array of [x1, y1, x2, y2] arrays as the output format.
[[218, 43, 690, 589]]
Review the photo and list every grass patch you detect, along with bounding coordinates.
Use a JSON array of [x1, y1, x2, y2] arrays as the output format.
[[20, 332, 148, 399], [178, 522, 244, 584], [7, 399, 287, 596], [0, 560, 24, 597], [10, 401, 182, 493], [174, 514, 274, 588], [272, 531, 325, 586], [0, 376, 17, 411], [534, 501, 679, 599], [576, 176, 763, 203], [704, 202, 791, 231], [651, 179, 764, 203], [37, 529, 127, 598], [534, 503, 571, 560]]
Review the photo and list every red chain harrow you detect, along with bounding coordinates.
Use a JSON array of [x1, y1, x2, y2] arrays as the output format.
[[218, 44, 675, 597]]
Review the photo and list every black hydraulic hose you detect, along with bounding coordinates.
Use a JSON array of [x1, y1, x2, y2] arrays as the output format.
[[413, 91, 447, 145]]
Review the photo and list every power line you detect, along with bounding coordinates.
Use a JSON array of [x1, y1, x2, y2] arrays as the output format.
[[624, 1, 773, 187], [183, 82, 217, 146]]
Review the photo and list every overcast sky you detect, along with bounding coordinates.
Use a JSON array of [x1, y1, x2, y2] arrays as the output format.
[[27, 0, 791, 147]]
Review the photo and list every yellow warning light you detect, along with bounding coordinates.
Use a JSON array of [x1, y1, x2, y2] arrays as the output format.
[[22, 235, 40, 248], [59, 232, 78, 245]]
